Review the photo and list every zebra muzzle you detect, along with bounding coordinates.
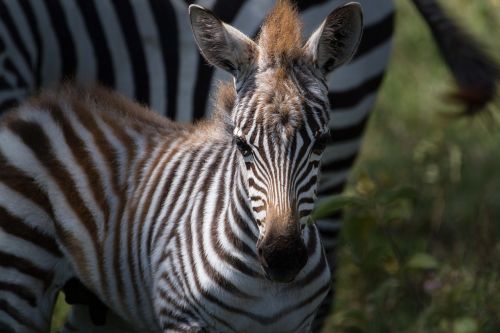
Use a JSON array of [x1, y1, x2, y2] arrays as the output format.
[[257, 231, 308, 283]]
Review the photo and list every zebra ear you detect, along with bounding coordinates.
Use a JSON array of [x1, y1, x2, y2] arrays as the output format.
[[189, 5, 257, 77], [304, 2, 363, 75]]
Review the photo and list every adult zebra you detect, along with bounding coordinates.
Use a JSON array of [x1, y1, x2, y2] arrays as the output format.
[[0, 0, 497, 332], [0, 2, 364, 332]]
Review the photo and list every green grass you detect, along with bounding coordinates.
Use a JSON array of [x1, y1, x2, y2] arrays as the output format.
[[50, 0, 500, 331], [322, 0, 500, 332]]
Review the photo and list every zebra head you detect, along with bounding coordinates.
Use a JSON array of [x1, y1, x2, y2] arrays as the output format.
[[190, 1, 363, 283]]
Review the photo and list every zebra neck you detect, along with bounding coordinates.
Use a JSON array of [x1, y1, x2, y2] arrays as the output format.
[[148, 141, 260, 271]]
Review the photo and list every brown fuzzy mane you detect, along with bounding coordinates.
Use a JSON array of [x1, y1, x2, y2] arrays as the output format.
[[258, 0, 304, 65]]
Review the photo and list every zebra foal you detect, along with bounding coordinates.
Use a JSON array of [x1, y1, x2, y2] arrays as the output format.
[[0, 1, 362, 332]]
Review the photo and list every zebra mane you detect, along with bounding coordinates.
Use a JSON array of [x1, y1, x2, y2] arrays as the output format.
[[258, 0, 304, 65]]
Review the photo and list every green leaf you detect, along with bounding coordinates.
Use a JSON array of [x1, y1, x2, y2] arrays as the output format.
[[312, 195, 366, 220], [406, 253, 439, 270]]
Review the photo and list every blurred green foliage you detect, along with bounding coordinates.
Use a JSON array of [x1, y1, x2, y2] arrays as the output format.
[[321, 0, 500, 332], [51, 0, 500, 332]]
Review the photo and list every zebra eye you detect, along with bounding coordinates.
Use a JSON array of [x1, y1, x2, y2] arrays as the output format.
[[312, 132, 331, 155], [235, 137, 253, 157]]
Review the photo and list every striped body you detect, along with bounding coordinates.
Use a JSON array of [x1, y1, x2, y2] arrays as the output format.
[[0, 86, 331, 332], [0, 0, 394, 331]]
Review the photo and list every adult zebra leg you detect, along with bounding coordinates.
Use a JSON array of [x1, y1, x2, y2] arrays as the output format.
[[411, 0, 499, 115]]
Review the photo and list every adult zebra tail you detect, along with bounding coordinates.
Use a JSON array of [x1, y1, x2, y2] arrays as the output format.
[[411, 0, 499, 116]]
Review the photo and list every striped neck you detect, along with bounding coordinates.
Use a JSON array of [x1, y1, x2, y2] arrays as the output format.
[[148, 136, 261, 276]]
